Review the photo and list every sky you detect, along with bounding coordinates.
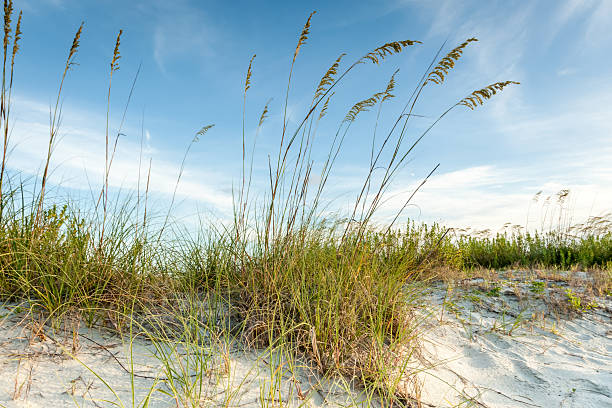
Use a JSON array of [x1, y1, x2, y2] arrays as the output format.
[[5, 0, 612, 232]]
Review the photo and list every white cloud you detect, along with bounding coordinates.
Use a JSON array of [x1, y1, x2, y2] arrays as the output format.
[[421, 0, 467, 40], [7, 95, 234, 215], [584, 0, 612, 42], [548, 0, 612, 46], [372, 75, 612, 230], [492, 82, 612, 153], [557, 67, 576, 77], [553, 0, 594, 30], [378, 165, 612, 232], [151, 2, 217, 75]]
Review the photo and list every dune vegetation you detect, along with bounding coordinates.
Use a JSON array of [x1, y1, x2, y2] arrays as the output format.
[[0, 2, 610, 406]]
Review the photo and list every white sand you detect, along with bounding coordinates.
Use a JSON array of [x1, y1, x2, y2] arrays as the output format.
[[0, 304, 369, 407], [413, 275, 612, 407], [1, 272, 610, 407]]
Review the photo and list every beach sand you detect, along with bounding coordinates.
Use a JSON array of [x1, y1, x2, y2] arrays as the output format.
[[1, 270, 610, 407], [413, 273, 612, 407]]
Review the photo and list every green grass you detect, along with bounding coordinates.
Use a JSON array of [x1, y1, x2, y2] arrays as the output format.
[[0, 3, 609, 407], [455, 228, 612, 270]]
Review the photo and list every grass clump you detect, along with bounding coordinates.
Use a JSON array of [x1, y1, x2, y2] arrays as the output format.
[[0, 2, 165, 326], [196, 12, 518, 402], [0, 183, 167, 326], [455, 215, 612, 271]]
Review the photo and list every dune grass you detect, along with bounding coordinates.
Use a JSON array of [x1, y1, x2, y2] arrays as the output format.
[[0, 2, 609, 406]]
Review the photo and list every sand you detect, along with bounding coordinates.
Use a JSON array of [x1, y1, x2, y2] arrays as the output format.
[[413, 273, 612, 407], [1, 271, 610, 407], [0, 304, 369, 407]]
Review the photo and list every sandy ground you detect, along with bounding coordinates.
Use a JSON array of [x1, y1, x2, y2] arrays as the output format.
[[1, 270, 610, 407], [0, 304, 370, 408], [414, 272, 612, 407]]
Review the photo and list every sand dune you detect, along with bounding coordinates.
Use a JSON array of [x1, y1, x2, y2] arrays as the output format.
[[1, 271, 610, 407]]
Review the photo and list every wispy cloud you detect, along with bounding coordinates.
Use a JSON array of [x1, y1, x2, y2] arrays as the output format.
[[378, 165, 612, 231], [8, 95, 233, 214], [557, 67, 576, 77], [375, 76, 612, 230], [584, 0, 612, 43], [150, 1, 217, 75], [6, 1, 610, 233], [552, 0, 595, 35], [492, 80, 612, 153], [401, 1, 532, 123], [552, 0, 612, 45]]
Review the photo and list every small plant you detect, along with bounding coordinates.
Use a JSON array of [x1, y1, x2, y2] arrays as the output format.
[[442, 299, 461, 315], [486, 285, 501, 297], [491, 309, 525, 336], [564, 289, 598, 313], [530, 280, 546, 294], [464, 291, 482, 304]]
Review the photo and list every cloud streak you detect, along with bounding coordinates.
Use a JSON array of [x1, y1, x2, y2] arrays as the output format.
[[8, 95, 234, 215], [150, 1, 217, 75], [379, 165, 612, 231]]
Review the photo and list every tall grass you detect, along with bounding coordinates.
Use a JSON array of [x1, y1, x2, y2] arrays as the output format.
[[456, 218, 612, 271], [0, 2, 163, 325], [193, 11, 518, 401], [1, 3, 606, 406]]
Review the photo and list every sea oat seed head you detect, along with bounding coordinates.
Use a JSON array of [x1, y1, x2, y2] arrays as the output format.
[[245, 54, 256, 93], [3, 0, 13, 51], [424, 38, 478, 87], [318, 93, 334, 120], [258, 99, 272, 127], [66, 22, 84, 70], [194, 124, 214, 142], [111, 29, 122, 72], [293, 11, 315, 63], [314, 53, 345, 100], [344, 91, 386, 123], [382, 69, 399, 102], [10, 10, 20, 59], [361, 40, 421, 65], [458, 80, 520, 110]]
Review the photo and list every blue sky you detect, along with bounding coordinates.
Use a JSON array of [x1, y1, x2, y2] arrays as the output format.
[[7, 0, 612, 231]]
